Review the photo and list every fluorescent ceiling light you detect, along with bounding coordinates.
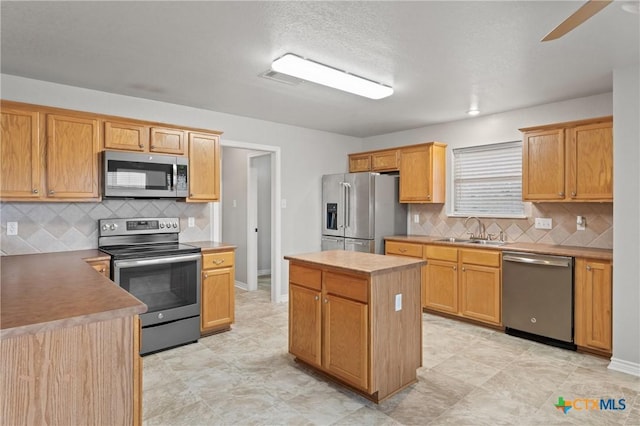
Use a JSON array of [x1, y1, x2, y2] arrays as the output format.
[[271, 53, 393, 100], [467, 109, 480, 116]]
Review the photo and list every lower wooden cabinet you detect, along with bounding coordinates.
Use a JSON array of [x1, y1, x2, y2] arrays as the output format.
[[200, 249, 235, 334], [403, 243, 502, 327], [575, 257, 612, 354], [133, 315, 142, 426], [86, 258, 110, 278]]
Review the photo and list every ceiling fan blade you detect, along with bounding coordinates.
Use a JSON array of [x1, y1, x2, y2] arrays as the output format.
[[542, 0, 613, 42]]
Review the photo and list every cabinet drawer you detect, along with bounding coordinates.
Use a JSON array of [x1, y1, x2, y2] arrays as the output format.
[[290, 264, 322, 291], [460, 249, 500, 267], [324, 271, 368, 303], [385, 241, 423, 258], [202, 251, 235, 270], [425, 245, 458, 262]]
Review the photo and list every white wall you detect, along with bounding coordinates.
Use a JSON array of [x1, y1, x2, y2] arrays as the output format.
[[611, 64, 640, 376], [0, 74, 363, 299]]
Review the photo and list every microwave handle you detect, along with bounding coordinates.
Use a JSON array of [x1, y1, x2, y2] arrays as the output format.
[[172, 163, 177, 191]]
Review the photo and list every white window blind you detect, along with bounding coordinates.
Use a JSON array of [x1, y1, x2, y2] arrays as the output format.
[[453, 141, 524, 217]]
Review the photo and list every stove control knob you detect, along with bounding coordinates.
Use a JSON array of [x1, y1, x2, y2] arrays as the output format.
[[159, 223, 165, 229], [102, 224, 109, 231], [110, 224, 118, 231], [158, 312, 164, 320], [172, 222, 178, 228]]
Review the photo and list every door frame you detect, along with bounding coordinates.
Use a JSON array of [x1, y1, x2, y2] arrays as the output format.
[[213, 140, 283, 303]]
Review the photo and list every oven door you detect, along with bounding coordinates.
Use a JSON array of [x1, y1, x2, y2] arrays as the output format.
[[113, 253, 201, 327]]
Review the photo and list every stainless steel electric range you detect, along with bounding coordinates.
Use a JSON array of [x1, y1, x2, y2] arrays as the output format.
[[98, 217, 201, 355]]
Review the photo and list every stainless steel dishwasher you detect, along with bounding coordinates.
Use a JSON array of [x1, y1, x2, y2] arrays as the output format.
[[502, 251, 576, 350]]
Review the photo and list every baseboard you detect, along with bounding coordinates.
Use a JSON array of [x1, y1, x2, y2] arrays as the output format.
[[235, 280, 248, 291], [258, 269, 271, 277], [608, 357, 640, 377]]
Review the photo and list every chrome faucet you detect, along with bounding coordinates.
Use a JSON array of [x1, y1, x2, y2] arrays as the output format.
[[464, 216, 486, 240]]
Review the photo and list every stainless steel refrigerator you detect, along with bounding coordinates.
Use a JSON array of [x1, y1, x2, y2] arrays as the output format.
[[321, 173, 407, 254]]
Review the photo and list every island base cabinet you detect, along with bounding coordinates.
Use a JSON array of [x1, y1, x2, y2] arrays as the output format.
[[324, 294, 368, 390], [287, 258, 422, 403], [289, 283, 322, 367], [0, 316, 138, 425]]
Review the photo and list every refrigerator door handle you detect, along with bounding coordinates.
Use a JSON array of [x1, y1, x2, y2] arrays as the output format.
[[344, 182, 351, 228]]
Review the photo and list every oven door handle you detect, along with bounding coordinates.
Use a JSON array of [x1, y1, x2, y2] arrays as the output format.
[[114, 253, 202, 268]]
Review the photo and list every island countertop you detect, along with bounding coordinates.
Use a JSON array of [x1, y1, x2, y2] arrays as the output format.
[[284, 249, 426, 276], [1, 249, 147, 340]]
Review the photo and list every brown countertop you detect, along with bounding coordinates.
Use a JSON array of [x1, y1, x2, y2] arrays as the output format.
[[384, 235, 613, 261], [285, 250, 426, 276], [1, 249, 147, 340], [187, 241, 237, 252]]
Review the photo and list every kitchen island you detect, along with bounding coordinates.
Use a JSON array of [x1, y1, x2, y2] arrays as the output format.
[[285, 250, 425, 403], [1, 250, 147, 426]]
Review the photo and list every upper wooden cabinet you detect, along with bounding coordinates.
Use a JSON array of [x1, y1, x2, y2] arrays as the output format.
[[0, 106, 41, 199], [371, 149, 399, 171], [1, 100, 223, 202], [150, 127, 185, 155], [348, 153, 371, 172], [521, 116, 612, 202], [188, 132, 221, 202], [104, 121, 186, 155], [46, 114, 100, 199], [399, 143, 447, 203]]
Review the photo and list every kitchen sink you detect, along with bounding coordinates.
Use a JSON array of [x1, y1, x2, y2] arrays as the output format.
[[469, 240, 507, 246], [435, 237, 473, 243]]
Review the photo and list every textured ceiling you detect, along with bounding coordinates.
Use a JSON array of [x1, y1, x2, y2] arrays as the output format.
[[1, 1, 638, 137]]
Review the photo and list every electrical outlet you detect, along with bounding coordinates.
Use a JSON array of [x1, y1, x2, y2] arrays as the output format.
[[534, 218, 552, 230], [7, 222, 18, 236], [395, 294, 402, 311], [188, 217, 195, 228], [413, 214, 420, 224], [577, 215, 586, 231]]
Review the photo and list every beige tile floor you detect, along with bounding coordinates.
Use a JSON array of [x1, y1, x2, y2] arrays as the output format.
[[143, 277, 640, 425]]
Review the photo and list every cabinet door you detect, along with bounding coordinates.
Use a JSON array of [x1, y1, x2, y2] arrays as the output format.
[[567, 121, 613, 201], [371, 150, 399, 171], [323, 294, 368, 391], [150, 127, 185, 155], [575, 258, 612, 351], [424, 259, 458, 313], [201, 267, 235, 332], [46, 114, 100, 199], [289, 283, 322, 367], [188, 132, 220, 201], [104, 121, 148, 151], [459, 264, 501, 325], [0, 108, 41, 199], [399, 143, 446, 203], [349, 153, 371, 172], [522, 129, 565, 200]]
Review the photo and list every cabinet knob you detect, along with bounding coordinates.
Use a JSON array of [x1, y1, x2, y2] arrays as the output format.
[[314, 295, 319, 301], [49, 190, 55, 195], [99, 268, 105, 273], [399, 248, 407, 253], [323, 298, 328, 304], [453, 266, 457, 271], [33, 189, 38, 194], [139, 144, 144, 148], [190, 193, 194, 197], [462, 267, 466, 272], [571, 191, 576, 197], [427, 195, 431, 200], [213, 259, 224, 265], [586, 265, 592, 271], [204, 273, 208, 278], [151, 145, 156, 149], [558, 192, 564, 196]]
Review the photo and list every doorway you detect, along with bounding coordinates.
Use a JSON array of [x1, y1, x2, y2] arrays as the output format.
[[216, 141, 282, 303]]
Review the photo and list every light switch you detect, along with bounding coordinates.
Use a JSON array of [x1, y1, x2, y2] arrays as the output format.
[[188, 217, 195, 228], [395, 294, 402, 311], [413, 214, 420, 224]]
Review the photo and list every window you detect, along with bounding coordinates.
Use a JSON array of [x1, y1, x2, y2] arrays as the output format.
[[452, 141, 524, 217]]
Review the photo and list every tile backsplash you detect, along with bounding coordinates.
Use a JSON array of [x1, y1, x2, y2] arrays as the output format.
[[409, 203, 613, 249], [0, 200, 211, 255]]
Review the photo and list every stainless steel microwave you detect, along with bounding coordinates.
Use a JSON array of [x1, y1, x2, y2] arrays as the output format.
[[104, 151, 188, 198]]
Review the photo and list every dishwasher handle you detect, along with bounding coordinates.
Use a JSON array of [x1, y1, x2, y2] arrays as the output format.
[[503, 254, 571, 268]]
